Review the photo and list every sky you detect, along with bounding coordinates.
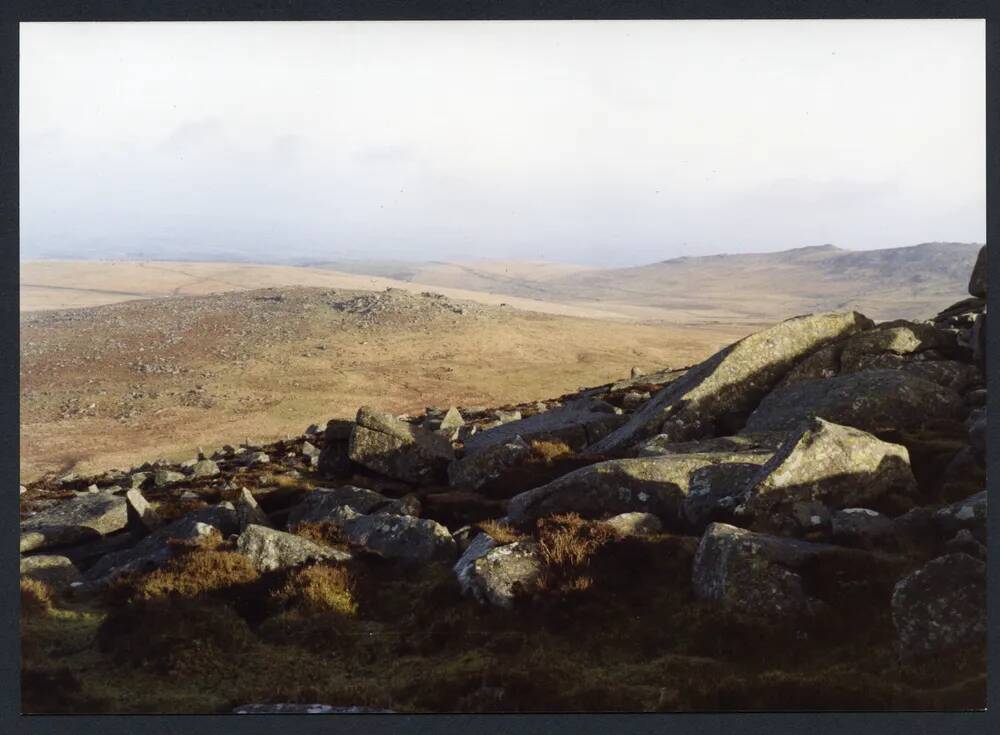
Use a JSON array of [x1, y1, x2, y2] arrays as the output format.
[[20, 20, 985, 267]]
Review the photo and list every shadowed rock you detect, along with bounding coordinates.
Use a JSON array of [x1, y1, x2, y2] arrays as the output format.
[[236, 524, 350, 571], [743, 369, 963, 435], [448, 436, 532, 489], [590, 311, 874, 453], [287, 485, 419, 528], [892, 553, 986, 661], [20, 554, 82, 589], [125, 489, 163, 537], [462, 404, 626, 457], [235, 488, 272, 531], [21, 493, 128, 553], [458, 539, 542, 608], [338, 510, 456, 564], [739, 418, 917, 530], [349, 406, 454, 483]]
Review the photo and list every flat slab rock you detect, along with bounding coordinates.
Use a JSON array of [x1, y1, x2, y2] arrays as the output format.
[[21, 493, 128, 553], [590, 311, 874, 453], [507, 449, 773, 531], [461, 403, 626, 457], [743, 369, 963, 435], [892, 553, 986, 661]]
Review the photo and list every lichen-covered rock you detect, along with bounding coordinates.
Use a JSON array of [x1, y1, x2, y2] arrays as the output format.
[[84, 503, 240, 582], [464, 540, 542, 608], [739, 418, 916, 530], [743, 369, 963, 435], [339, 511, 456, 564], [288, 485, 391, 527], [236, 524, 350, 572], [447, 436, 532, 489], [604, 512, 662, 536], [891, 553, 986, 661], [153, 469, 186, 487], [462, 404, 626, 457], [590, 311, 874, 452], [20, 554, 82, 589], [691, 522, 841, 619], [968, 245, 987, 297], [507, 450, 773, 530], [21, 493, 128, 553], [838, 321, 956, 372], [348, 406, 454, 483], [439, 406, 465, 431], [453, 532, 498, 593], [638, 432, 786, 457]]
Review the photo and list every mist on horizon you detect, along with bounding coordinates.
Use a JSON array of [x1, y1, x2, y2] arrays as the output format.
[[20, 20, 985, 267]]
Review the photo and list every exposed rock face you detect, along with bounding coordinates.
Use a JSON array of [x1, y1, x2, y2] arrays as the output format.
[[460, 540, 543, 608], [235, 524, 350, 572], [21, 494, 128, 552], [317, 419, 354, 477], [891, 553, 986, 661], [638, 432, 786, 457], [838, 321, 956, 371], [743, 369, 963, 435], [507, 450, 773, 529], [338, 511, 456, 564], [462, 404, 626, 457], [968, 245, 987, 297], [739, 418, 917, 530], [153, 469, 186, 487], [20, 554, 82, 589], [604, 512, 662, 537], [830, 508, 894, 546], [84, 504, 240, 582], [439, 407, 465, 431], [933, 491, 987, 544], [348, 406, 454, 483], [447, 436, 532, 489], [691, 522, 841, 619], [454, 532, 498, 594], [590, 311, 874, 453], [188, 458, 220, 478]]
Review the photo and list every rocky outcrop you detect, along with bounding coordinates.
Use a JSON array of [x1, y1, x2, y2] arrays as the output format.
[[891, 553, 986, 661], [348, 407, 454, 483], [337, 510, 456, 564], [21, 493, 128, 553], [287, 485, 419, 528], [235, 524, 350, 571], [738, 418, 917, 531], [20, 554, 82, 589], [743, 369, 963, 435], [447, 436, 532, 489], [507, 449, 773, 529], [968, 245, 987, 297], [235, 488, 272, 531], [590, 311, 874, 452], [462, 403, 626, 457]]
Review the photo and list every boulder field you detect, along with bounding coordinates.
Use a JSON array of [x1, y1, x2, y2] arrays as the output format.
[[20, 246, 987, 713]]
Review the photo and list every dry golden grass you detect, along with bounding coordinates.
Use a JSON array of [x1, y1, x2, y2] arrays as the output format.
[[272, 564, 357, 617], [475, 519, 526, 545], [131, 546, 260, 602], [21, 578, 54, 617], [536, 513, 622, 594]]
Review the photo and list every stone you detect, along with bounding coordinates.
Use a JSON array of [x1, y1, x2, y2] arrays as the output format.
[[943, 529, 986, 560], [968, 245, 986, 297], [493, 409, 522, 424], [830, 508, 894, 546], [463, 540, 543, 608], [621, 391, 650, 409], [691, 522, 842, 619], [933, 491, 986, 544], [348, 406, 454, 483], [448, 436, 532, 489], [84, 503, 240, 582], [188, 458, 220, 478], [20, 555, 82, 589], [439, 407, 465, 431], [968, 412, 986, 460], [891, 553, 986, 661], [507, 449, 773, 530], [591, 311, 874, 453], [301, 441, 320, 458], [838, 322, 956, 372], [287, 485, 401, 528], [604, 512, 663, 536], [19, 485, 26, 495], [153, 469, 186, 487], [236, 524, 350, 572], [638, 432, 786, 457], [743, 369, 963, 435], [127, 472, 149, 490], [125, 489, 162, 537], [235, 488, 272, 531], [20, 493, 128, 553], [462, 405, 627, 457], [454, 532, 498, 595], [338, 511, 456, 564], [739, 418, 916, 530], [244, 451, 270, 467]]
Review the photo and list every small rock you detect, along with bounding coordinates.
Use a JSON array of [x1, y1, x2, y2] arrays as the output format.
[[236, 524, 350, 572], [235, 488, 272, 531], [604, 512, 662, 536], [154, 469, 186, 487], [125, 489, 163, 537], [464, 540, 542, 608], [20, 555, 82, 589], [189, 458, 221, 478]]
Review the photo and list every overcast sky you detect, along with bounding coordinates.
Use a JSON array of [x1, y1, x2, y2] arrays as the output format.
[[20, 20, 985, 266]]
